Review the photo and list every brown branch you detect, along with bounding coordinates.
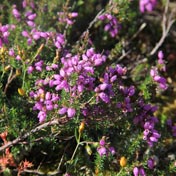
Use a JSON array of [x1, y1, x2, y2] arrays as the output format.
[[0, 117, 67, 152], [75, 9, 105, 45], [3, 68, 17, 94], [150, 0, 175, 56], [20, 168, 62, 175]]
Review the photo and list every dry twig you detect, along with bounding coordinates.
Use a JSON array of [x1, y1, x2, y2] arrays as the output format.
[[150, 0, 175, 56], [0, 117, 67, 152]]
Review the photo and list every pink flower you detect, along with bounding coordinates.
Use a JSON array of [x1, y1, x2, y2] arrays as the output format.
[[38, 111, 46, 123], [67, 108, 76, 118]]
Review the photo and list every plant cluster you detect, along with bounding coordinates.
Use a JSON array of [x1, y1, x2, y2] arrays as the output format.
[[0, 0, 176, 175]]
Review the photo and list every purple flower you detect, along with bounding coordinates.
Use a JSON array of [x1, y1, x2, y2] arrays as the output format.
[[99, 139, 106, 146], [16, 55, 21, 60], [30, 1, 35, 9], [27, 13, 37, 20], [27, 66, 34, 74], [12, 6, 21, 19], [116, 64, 127, 75], [99, 92, 110, 103], [139, 167, 146, 176], [22, 31, 29, 37], [67, 108, 76, 118], [45, 92, 51, 100], [139, 0, 157, 13], [25, 11, 33, 17], [57, 11, 78, 25], [133, 166, 146, 176], [97, 146, 107, 157], [150, 67, 167, 90], [35, 60, 44, 72], [148, 158, 155, 169], [40, 32, 49, 38], [64, 173, 71, 176], [143, 127, 160, 147], [45, 101, 53, 111], [98, 13, 121, 38], [172, 126, 176, 136], [117, 97, 132, 113], [109, 147, 115, 155], [0, 25, 14, 48], [38, 111, 46, 123], [9, 48, 15, 56], [33, 32, 41, 40], [133, 167, 139, 176], [27, 20, 35, 27], [158, 50, 164, 61], [54, 33, 65, 49], [58, 107, 68, 115], [22, 0, 27, 8]]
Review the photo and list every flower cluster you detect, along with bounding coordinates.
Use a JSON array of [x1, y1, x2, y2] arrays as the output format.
[[147, 156, 158, 169], [143, 121, 160, 147], [22, 0, 35, 9], [22, 29, 52, 45], [57, 12, 78, 25], [95, 64, 127, 103], [157, 50, 166, 72], [27, 60, 44, 73], [97, 137, 115, 157], [134, 99, 160, 147], [98, 13, 121, 38], [24, 11, 37, 28], [12, 5, 21, 20], [29, 48, 107, 122], [58, 107, 76, 118], [12, 2, 36, 27], [52, 48, 106, 95], [133, 166, 146, 176], [30, 87, 60, 123], [117, 85, 135, 113], [150, 67, 167, 90], [13, 1, 59, 46], [139, 0, 157, 13], [0, 24, 15, 48], [54, 33, 65, 49], [150, 51, 167, 90]]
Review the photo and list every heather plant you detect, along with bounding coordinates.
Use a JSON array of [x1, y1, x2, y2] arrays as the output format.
[[0, 0, 176, 175]]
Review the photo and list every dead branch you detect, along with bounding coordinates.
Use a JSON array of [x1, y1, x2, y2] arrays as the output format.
[[0, 117, 67, 152], [150, 0, 175, 56]]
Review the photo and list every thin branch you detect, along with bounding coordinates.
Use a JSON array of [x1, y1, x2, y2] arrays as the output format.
[[150, 0, 175, 55], [20, 168, 62, 176], [75, 9, 105, 44], [114, 22, 146, 63], [87, 9, 104, 31], [3, 68, 17, 94], [0, 117, 67, 152]]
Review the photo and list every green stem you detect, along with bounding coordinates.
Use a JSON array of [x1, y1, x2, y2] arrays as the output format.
[[22, 63, 26, 88], [70, 131, 81, 161], [117, 168, 123, 176]]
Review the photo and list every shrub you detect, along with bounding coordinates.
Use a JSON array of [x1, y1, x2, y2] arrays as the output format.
[[0, 0, 176, 175]]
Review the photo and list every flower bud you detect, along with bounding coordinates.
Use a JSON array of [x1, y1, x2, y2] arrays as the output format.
[[16, 69, 21, 76], [4, 65, 11, 72], [85, 144, 92, 155], [133, 167, 139, 176], [18, 88, 25, 96], [0, 47, 5, 54], [120, 156, 127, 167], [79, 121, 85, 133], [92, 142, 99, 148]]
